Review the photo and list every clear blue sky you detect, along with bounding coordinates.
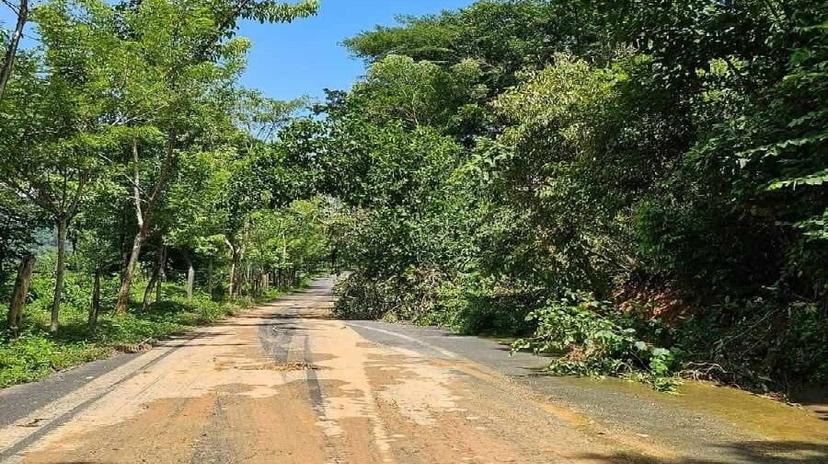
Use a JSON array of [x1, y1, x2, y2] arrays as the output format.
[[1, 1, 473, 101], [238, 0, 473, 101]]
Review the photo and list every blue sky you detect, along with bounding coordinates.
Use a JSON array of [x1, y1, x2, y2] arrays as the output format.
[[239, 0, 473, 102], [1, 1, 473, 101]]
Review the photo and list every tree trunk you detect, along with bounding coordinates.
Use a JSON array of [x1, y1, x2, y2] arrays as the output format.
[[207, 257, 214, 300], [114, 134, 175, 313], [235, 254, 244, 297], [114, 230, 146, 314], [118, 202, 130, 274], [228, 253, 236, 298], [156, 244, 166, 303], [142, 265, 160, 312], [243, 263, 251, 297], [7, 254, 35, 338], [88, 269, 101, 329], [51, 216, 68, 333], [185, 252, 195, 299], [0, 0, 28, 101], [226, 242, 242, 299]]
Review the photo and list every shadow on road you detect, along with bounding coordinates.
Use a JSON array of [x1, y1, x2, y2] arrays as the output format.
[[582, 440, 828, 463]]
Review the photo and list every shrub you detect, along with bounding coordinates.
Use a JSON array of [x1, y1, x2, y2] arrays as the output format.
[[513, 292, 680, 391]]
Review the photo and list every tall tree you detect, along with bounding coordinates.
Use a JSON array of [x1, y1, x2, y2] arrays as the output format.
[[0, 0, 113, 331], [109, 0, 318, 313]]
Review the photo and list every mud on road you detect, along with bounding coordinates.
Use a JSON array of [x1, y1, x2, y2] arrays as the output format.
[[1, 278, 826, 463]]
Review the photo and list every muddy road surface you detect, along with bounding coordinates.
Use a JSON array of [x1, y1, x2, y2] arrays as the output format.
[[1, 277, 826, 463]]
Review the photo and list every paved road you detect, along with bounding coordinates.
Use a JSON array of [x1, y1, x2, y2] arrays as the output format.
[[1, 277, 826, 463]]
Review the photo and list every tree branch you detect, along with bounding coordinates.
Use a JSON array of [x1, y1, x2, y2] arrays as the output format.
[[0, 0, 28, 101], [132, 136, 144, 228]]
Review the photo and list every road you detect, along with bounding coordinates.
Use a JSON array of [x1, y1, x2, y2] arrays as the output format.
[[0, 277, 826, 463]]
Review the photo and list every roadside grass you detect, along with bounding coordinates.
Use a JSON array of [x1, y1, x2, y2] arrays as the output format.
[[0, 279, 303, 389]]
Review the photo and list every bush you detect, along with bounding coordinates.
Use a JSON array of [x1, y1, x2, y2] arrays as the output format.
[[513, 292, 680, 391], [334, 269, 534, 335], [420, 275, 537, 336]]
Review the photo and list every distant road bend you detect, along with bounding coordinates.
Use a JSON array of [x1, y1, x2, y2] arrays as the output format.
[[1, 277, 826, 463]]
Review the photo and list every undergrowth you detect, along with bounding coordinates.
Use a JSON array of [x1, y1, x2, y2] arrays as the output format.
[[511, 292, 681, 392], [334, 271, 827, 394]]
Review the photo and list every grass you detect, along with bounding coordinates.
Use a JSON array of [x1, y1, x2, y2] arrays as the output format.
[[0, 279, 300, 389]]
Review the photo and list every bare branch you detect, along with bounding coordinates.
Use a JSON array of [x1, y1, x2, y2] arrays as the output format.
[[0, 0, 28, 101], [0, 0, 20, 14]]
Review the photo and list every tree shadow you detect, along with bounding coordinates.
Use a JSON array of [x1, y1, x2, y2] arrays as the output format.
[[789, 386, 828, 422], [581, 440, 828, 464]]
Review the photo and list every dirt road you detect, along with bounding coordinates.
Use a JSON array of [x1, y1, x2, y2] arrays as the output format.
[[1, 278, 826, 463]]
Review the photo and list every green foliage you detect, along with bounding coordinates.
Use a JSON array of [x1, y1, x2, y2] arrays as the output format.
[[0, 335, 109, 388], [673, 297, 828, 389], [420, 275, 538, 336], [2, 0, 827, 397], [327, 0, 828, 394], [245, 198, 331, 275], [0, 189, 42, 292], [333, 271, 402, 320], [344, 0, 606, 92], [514, 293, 679, 391], [351, 54, 487, 134]]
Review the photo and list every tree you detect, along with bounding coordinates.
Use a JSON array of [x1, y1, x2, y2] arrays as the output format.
[[344, 0, 608, 93], [0, 0, 114, 331], [350, 54, 486, 133], [234, 90, 306, 144], [72, 172, 127, 327], [329, 0, 828, 388], [165, 148, 234, 299], [109, 0, 318, 313]]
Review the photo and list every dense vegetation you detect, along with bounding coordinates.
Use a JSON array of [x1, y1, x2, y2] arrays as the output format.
[[2, 0, 826, 394], [0, 0, 330, 386], [319, 0, 827, 392]]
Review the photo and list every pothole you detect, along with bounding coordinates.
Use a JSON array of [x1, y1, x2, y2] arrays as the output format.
[[223, 361, 325, 372]]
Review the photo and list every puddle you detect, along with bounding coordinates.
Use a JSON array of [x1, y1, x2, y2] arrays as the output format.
[[670, 382, 827, 441], [552, 375, 828, 442]]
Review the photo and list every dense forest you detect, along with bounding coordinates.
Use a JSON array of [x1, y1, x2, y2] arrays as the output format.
[[2, 0, 827, 394]]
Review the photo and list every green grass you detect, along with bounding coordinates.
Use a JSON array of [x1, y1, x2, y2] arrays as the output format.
[[0, 280, 295, 389]]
